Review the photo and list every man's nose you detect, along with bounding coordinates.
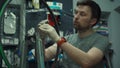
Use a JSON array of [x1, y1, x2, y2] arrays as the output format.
[[74, 13, 79, 20]]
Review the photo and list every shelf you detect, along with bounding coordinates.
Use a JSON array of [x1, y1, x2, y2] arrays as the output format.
[[26, 8, 46, 13]]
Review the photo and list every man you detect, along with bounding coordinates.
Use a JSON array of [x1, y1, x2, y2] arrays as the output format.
[[38, 0, 109, 68]]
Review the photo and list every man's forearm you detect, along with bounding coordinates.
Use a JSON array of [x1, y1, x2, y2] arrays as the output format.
[[45, 44, 57, 61]]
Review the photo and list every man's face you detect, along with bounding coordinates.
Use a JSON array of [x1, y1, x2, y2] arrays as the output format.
[[73, 5, 95, 32]]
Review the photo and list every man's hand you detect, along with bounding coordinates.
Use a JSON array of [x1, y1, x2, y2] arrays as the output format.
[[38, 20, 60, 42], [38, 20, 48, 39]]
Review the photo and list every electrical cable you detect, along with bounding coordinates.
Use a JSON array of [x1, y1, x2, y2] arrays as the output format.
[[0, 0, 12, 68], [0, 0, 10, 18], [41, 0, 60, 68], [0, 43, 11, 68]]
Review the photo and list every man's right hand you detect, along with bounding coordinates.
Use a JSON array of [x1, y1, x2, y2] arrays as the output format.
[[38, 20, 48, 39], [38, 20, 60, 42]]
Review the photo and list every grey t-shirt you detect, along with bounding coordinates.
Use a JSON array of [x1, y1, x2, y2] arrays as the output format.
[[59, 32, 109, 68]]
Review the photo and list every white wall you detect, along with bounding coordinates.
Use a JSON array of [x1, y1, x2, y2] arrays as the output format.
[[73, 0, 79, 10], [93, 0, 120, 12], [108, 11, 120, 68]]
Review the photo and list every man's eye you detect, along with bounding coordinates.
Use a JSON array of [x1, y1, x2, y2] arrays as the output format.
[[80, 13, 86, 16]]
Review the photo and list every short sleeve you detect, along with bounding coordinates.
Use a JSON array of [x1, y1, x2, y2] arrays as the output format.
[[93, 36, 109, 53]]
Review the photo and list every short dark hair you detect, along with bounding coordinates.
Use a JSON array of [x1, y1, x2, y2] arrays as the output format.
[[77, 0, 101, 26]]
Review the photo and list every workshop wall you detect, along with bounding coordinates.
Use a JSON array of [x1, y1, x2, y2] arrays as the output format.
[[26, 0, 73, 36]]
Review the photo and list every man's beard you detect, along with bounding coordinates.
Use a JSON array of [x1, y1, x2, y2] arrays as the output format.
[[74, 25, 91, 33]]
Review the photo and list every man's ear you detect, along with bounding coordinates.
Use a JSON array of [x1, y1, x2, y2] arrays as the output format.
[[90, 18, 97, 26]]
